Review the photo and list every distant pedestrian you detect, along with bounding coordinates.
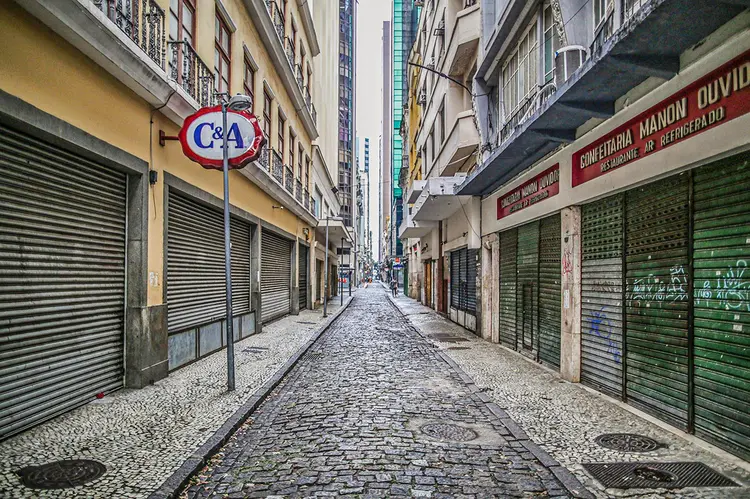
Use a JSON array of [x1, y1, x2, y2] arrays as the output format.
[[391, 275, 398, 297]]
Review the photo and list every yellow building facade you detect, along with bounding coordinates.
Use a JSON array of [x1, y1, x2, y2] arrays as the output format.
[[0, 0, 345, 439]]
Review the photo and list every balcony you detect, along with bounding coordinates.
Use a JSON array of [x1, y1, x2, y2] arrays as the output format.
[[437, 110, 480, 177], [406, 179, 426, 204], [285, 37, 295, 68], [399, 205, 437, 239], [303, 188, 310, 210], [295, 64, 305, 90], [272, 150, 284, 183], [269, 1, 285, 41], [295, 180, 303, 202], [444, 2, 480, 77], [168, 40, 215, 108], [497, 81, 556, 147], [411, 175, 470, 222], [284, 166, 294, 193], [95, 0, 165, 69]]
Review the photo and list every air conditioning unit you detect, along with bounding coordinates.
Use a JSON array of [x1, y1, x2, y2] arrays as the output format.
[[433, 19, 445, 36], [554, 45, 589, 88]]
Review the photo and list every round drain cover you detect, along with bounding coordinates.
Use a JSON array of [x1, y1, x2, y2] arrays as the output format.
[[420, 422, 478, 442], [17, 459, 106, 489], [595, 433, 663, 452], [633, 466, 677, 483]]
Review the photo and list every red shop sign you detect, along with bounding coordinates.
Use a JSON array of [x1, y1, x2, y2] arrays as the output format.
[[497, 164, 560, 220], [572, 50, 750, 187]]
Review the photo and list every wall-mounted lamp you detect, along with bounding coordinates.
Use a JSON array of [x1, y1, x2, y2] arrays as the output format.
[[272, 205, 285, 210]]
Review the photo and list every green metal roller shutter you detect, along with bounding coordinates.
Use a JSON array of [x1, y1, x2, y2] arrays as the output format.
[[692, 153, 750, 460], [626, 174, 690, 429], [0, 125, 126, 439], [517, 221, 539, 355], [261, 230, 292, 322], [499, 229, 518, 348], [538, 214, 561, 368], [581, 196, 624, 398]]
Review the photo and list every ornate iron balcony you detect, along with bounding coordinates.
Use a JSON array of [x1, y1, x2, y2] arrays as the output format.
[[498, 80, 557, 147], [256, 147, 270, 171], [295, 64, 305, 90], [284, 166, 294, 193], [310, 196, 317, 216], [295, 180, 303, 202], [285, 37, 296, 68], [168, 40, 214, 107], [272, 150, 284, 184], [95, 0, 165, 69], [268, 1, 285, 42], [303, 188, 310, 210]]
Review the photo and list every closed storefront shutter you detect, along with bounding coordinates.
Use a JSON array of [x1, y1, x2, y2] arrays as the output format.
[[466, 249, 478, 313], [299, 244, 308, 310], [692, 154, 750, 460], [167, 192, 251, 333], [450, 250, 460, 309], [581, 196, 624, 397], [625, 174, 690, 429], [538, 214, 561, 368], [499, 229, 518, 348], [261, 230, 292, 322], [0, 126, 126, 439], [516, 222, 539, 355], [459, 248, 468, 311]]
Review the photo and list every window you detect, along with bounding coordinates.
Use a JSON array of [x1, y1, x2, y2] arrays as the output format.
[[289, 130, 295, 169], [243, 56, 255, 110], [593, 0, 611, 30], [278, 111, 285, 155], [438, 101, 445, 147], [502, 20, 538, 119], [543, 4, 560, 84], [298, 144, 304, 179], [214, 14, 231, 93], [290, 22, 297, 61], [168, 0, 195, 80], [263, 91, 272, 139], [300, 46, 307, 85], [429, 127, 434, 166], [305, 156, 310, 189]]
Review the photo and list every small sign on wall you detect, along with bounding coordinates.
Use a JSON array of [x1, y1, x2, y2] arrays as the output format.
[[496, 164, 560, 219]]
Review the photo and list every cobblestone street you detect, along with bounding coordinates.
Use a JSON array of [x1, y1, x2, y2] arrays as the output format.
[[183, 286, 584, 498]]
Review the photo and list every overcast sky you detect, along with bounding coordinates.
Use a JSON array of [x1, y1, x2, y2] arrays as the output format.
[[356, 0, 390, 261]]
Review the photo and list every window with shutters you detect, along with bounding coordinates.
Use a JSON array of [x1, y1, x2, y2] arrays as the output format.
[[214, 14, 231, 93], [278, 111, 285, 158], [298, 145, 304, 179], [289, 129, 295, 169], [168, 0, 195, 84]]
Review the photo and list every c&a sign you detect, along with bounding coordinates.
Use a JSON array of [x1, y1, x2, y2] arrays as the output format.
[[573, 50, 750, 187], [178, 105, 265, 170]]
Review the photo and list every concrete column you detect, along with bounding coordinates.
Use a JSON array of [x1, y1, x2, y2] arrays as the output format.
[[480, 234, 493, 341], [491, 233, 500, 344], [560, 206, 582, 382]]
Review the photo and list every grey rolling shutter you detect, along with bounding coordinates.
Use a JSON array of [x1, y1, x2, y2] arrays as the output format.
[[466, 249, 478, 314], [0, 125, 126, 439], [450, 250, 460, 309], [538, 214, 561, 369], [299, 244, 308, 310], [692, 153, 750, 460], [261, 230, 292, 322], [499, 229, 518, 348], [581, 196, 624, 397], [516, 221, 539, 355], [626, 174, 690, 430], [167, 192, 251, 334], [458, 248, 468, 311]]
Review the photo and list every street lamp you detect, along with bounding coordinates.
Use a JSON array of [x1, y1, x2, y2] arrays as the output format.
[[323, 214, 343, 317], [221, 93, 253, 392]]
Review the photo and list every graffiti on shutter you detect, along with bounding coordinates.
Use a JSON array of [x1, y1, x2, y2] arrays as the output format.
[[539, 214, 562, 368], [626, 174, 690, 429], [581, 196, 624, 398], [499, 229, 518, 348], [516, 222, 539, 357], [692, 153, 750, 460]]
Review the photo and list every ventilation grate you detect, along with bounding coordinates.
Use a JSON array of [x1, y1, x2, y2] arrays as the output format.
[[583, 462, 738, 489]]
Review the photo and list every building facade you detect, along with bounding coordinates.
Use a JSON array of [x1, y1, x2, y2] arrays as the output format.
[[0, 0, 346, 439], [381, 21, 392, 263], [338, 0, 357, 230], [458, 0, 750, 462]]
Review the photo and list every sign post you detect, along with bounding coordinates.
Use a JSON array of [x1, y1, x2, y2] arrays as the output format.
[[178, 95, 264, 392]]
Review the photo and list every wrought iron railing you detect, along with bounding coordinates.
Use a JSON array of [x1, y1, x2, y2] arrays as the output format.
[[268, 1, 285, 42], [285, 37, 296, 68], [295, 64, 305, 90], [310, 103, 317, 126], [498, 80, 557, 146], [591, 9, 614, 55], [295, 180, 303, 202], [95, 0, 165, 69], [272, 150, 284, 183], [284, 166, 294, 193], [304, 86, 312, 107], [256, 147, 270, 171], [303, 188, 310, 210], [623, 0, 646, 22], [310, 196, 317, 216], [168, 40, 214, 107]]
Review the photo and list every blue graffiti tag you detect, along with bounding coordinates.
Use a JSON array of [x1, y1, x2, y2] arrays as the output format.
[[589, 306, 621, 364]]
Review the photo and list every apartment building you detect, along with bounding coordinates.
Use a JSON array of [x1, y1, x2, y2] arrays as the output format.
[[0, 0, 346, 439], [399, 0, 482, 330], [461, 0, 750, 461]]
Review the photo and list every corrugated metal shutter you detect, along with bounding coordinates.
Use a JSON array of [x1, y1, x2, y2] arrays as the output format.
[[261, 230, 291, 322], [0, 125, 126, 439], [499, 229, 518, 348], [625, 174, 690, 429], [459, 248, 468, 311], [466, 249, 478, 313], [581, 196, 624, 397], [517, 221, 539, 355], [538, 214, 561, 368], [167, 192, 251, 333], [692, 153, 750, 460], [298, 244, 308, 310], [450, 250, 460, 309]]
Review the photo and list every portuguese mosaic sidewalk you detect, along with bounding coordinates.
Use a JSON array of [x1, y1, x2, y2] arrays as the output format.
[[389, 290, 750, 498], [0, 298, 350, 499]]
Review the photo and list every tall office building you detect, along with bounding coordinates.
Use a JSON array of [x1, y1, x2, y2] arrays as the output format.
[[381, 22, 391, 262], [391, 0, 418, 258], [338, 0, 356, 227]]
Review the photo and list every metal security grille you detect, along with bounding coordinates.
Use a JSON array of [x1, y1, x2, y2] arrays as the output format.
[[298, 244, 308, 310], [466, 249, 478, 313], [692, 153, 750, 460], [450, 250, 460, 309], [499, 229, 518, 348], [516, 221, 539, 355], [450, 248, 477, 314], [626, 174, 690, 430], [166, 192, 251, 333], [261, 230, 292, 322], [0, 125, 126, 440], [538, 214, 561, 368], [581, 196, 625, 398]]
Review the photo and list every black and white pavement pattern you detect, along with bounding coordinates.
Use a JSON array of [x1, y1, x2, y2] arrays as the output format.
[[182, 286, 573, 498]]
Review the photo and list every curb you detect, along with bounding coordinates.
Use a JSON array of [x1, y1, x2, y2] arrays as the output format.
[[386, 292, 594, 499], [148, 296, 355, 499]]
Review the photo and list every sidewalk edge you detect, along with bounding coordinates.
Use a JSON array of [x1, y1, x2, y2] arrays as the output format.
[[386, 292, 594, 499], [148, 296, 354, 499]]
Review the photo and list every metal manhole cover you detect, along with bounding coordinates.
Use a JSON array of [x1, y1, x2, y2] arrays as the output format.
[[582, 462, 738, 489], [17, 459, 107, 489], [420, 422, 477, 442], [595, 433, 663, 452]]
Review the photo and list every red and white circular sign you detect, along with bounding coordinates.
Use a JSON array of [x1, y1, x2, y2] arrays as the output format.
[[178, 105, 266, 170]]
